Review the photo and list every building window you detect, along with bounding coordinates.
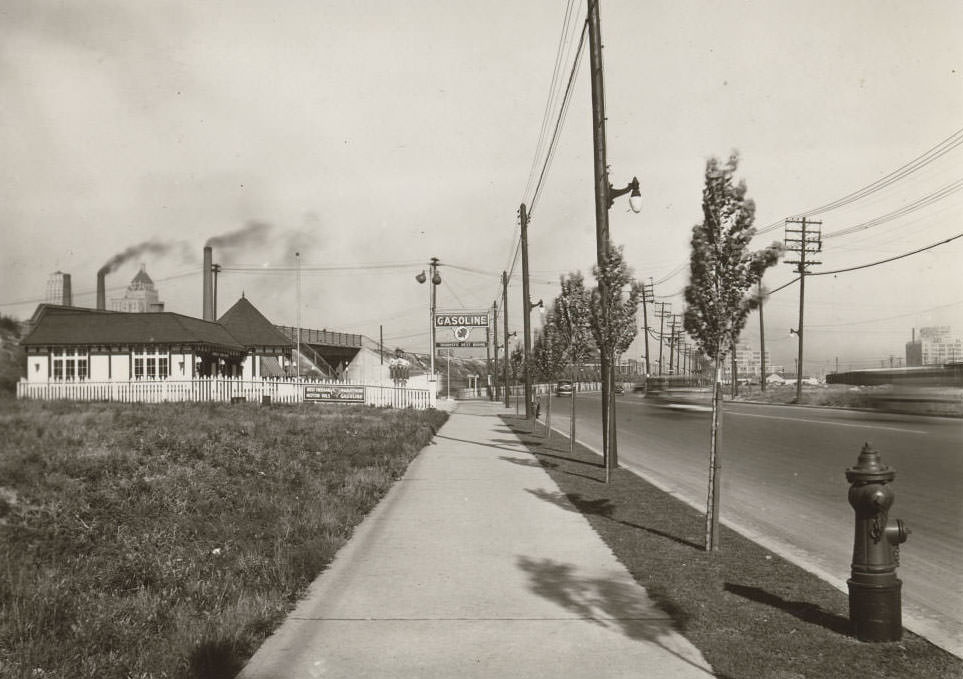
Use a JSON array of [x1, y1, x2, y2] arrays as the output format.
[[133, 348, 169, 379], [51, 348, 88, 381]]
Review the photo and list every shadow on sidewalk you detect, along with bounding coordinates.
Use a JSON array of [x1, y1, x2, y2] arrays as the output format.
[[498, 456, 601, 483], [516, 556, 712, 675], [724, 583, 851, 636], [526, 488, 702, 551]]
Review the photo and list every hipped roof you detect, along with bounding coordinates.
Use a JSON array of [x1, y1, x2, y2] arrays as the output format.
[[22, 307, 245, 351], [217, 296, 293, 349]]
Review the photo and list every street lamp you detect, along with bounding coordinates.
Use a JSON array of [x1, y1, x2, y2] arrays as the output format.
[[416, 257, 441, 383], [608, 176, 643, 213]]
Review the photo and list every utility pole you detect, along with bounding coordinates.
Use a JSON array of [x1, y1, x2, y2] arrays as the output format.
[[587, 0, 614, 468], [655, 302, 671, 375], [502, 271, 510, 409], [758, 281, 767, 392], [295, 252, 301, 379], [491, 300, 499, 402], [785, 217, 822, 403], [675, 327, 684, 375], [641, 278, 654, 378], [520, 203, 534, 431], [667, 314, 678, 375]]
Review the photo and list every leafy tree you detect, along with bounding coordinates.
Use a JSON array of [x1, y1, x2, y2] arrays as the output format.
[[683, 152, 782, 551], [590, 242, 644, 478], [548, 272, 594, 453]]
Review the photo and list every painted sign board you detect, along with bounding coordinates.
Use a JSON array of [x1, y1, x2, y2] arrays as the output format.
[[304, 384, 365, 403], [436, 341, 487, 348], [434, 312, 489, 327]]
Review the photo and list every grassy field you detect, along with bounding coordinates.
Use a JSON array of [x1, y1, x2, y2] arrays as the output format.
[[0, 399, 447, 679], [507, 414, 963, 679]]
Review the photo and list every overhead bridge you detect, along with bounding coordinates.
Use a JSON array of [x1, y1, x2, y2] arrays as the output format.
[[275, 326, 363, 377]]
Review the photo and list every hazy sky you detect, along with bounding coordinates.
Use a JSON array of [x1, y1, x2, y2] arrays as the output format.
[[2, 0, 961, 374]]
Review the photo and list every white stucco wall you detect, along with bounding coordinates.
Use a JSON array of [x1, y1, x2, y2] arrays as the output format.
[[110, 354, 130, 380], [27, 355, 48, 382], [89, 354, 110, 380], [171, 352, 193, 378]]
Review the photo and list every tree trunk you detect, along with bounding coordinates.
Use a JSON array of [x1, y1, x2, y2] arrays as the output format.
[[570, 362, 577, 456], [705, 356, 724, 551], [545, 384, 552, 444]]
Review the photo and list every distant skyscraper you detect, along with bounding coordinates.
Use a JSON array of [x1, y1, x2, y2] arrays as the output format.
[[109, 264, 165, 313], [915, 326, 962, 366], [45, 271, 72, 306]]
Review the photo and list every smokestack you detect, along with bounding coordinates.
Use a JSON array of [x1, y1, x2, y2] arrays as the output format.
[[203, 246, 214, 321], [96, 271, 106, 310]]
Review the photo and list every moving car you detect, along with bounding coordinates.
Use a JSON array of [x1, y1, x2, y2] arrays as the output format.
[[644, 375, 713, 411], [556, 380, 574, 396]]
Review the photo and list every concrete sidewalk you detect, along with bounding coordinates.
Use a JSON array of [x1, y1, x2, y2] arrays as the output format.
[[240, 400, 714, 678]]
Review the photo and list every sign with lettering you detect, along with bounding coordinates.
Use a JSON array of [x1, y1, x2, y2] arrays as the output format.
[[304, 384, 365, 403], [434, 312, 489, 327]]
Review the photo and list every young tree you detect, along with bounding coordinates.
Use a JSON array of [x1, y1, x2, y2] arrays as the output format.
[[590, 242, 644, 479], [683, 152, 782, 551], [549, 272, 594, 454]]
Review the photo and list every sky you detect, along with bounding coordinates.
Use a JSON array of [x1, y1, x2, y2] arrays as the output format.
[[1, 0, 961, 375]]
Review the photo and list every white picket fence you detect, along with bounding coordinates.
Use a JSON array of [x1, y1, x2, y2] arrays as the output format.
[[16, 377, 434, 410]]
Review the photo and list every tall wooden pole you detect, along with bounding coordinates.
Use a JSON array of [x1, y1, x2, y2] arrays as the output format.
[[587, 0, 616, 471], [502, 271, 510, 409], [520, 203, 534, 431]]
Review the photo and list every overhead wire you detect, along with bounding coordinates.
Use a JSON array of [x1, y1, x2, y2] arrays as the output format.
[[756, 127, 963, 234]]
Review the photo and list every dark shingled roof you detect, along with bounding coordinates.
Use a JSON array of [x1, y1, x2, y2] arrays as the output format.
[[217, 296, 293, 349], [21, 307, 245, 351]]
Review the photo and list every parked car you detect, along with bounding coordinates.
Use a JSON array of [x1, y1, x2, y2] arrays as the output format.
[[556, 380, 574, 396]]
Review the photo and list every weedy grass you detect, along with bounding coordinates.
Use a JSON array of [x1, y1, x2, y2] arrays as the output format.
[[504, 414, 963, 679], [0, 400, 446, 679]]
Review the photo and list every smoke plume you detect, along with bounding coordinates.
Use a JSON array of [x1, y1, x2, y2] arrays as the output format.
[[204, 220, 271, 252], [98, 239, 177, 275]]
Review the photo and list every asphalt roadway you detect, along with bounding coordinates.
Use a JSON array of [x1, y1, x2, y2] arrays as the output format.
[[544, 391, 963, 658]]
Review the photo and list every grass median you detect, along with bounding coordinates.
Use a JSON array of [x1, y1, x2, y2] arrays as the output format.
[[503, 414, 962, 679], [0, 399, 447, 679]]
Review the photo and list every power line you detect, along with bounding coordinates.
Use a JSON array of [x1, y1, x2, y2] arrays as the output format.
[[757, 127, 963, 234], [822, 178, 963, 240], [523, 0, 582, 201], [766, 231, 963, 296], [527, 19, 589, 221]]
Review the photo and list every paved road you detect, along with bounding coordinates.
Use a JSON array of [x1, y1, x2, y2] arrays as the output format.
[[544, 392, 963, 657]]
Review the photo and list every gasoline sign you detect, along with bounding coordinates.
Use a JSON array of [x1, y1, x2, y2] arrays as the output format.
[[434, 312, 489, 327], [454, 326, 471, 341]]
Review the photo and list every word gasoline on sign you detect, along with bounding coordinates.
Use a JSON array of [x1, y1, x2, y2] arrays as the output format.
[[434, 313, 489, 327]]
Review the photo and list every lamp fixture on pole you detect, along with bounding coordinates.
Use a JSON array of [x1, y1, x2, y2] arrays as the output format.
[[607, 176, 643, 213], [416, 257, 441, 382]]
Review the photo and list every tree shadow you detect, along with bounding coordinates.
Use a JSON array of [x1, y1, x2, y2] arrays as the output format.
[[434, 433, 532, 455], [724, 583, 851, 636], [498, 456, 601, 482], [516, 556, 712, 675], [526, 489, 703, 551]]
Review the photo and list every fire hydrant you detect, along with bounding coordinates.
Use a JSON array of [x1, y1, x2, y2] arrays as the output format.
[[846, 443, 910, 642]]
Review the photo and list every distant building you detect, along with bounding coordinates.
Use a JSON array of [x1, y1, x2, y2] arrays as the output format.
[[724, 343, 772, 381], [44, 271, 72, 306], [109, 264, 164, 313], [909, 327, 962, 366]]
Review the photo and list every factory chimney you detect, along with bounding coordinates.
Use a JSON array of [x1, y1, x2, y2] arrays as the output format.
[[96, 271, 106, 310], [203, 246, 214, 321]]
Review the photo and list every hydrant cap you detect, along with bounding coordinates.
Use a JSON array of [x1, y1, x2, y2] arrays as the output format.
[[846, 443, 895, 483]]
